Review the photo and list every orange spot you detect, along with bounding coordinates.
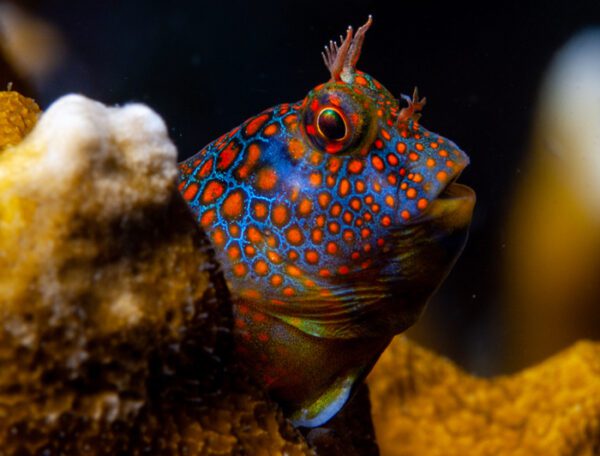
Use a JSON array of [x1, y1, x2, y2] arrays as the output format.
[[310, 151, 322, 165], [201, 181, 225, 204], [233, 263, 247, 277], [198, 158, 213, 177], [338, 179, 350, 197], [244, 245, 256, 256], [343, 230, 354, 242], [371, 156, 385, 171], [365, 196, 374, 204], [264, 123, 279, 136], [183, 183, 199, 201], [283, 287, 295, 297], [267, 250, 282, 263], [305, 250, 319, 264], [254, 201, 268, 219], [350, 198, 362, 210], [318, 192, 331, 209], [361, 228, 371, 239], [286, 265, 302, 277], [245, 113, 269, 136], [222, 190, 245, 219], [348, 159, 364, 174], [400, 182, 408, 190], [326, 175, 336, 187], [284, 113, 298, 126], [339, 265, 350, 275], [328, 222, 340, 234], [381, 129, 391, 140], [446, 160, 455, 168], [431, 142, 439, 149], [271, 204, 290, 227], [355, 180, 366, 193], [298, 198, 312, 216], [253, 312, 266, 322], [416, 143, 424, 151], [288, 137, 305, 159], [319, 269, 331, 277], [200, 209, 216, 227], [311, 229, 323, 243], [426, 158, 436, 167], [256, 167, 278, 191], [413, 173, 423, 183], [316, 215, 325, 227], [267, 235, 278, 248], [212, 228, 226, 246], [228, 244, 241, 260], [290, 185, 300, 202], [387, 154, 399, 166], [381, 215, 391, 227], [385, 195, 395, 207], [374, 139, 384, 149], [374, 181, 382, 193], [230, 224, 240, 236], [236, 143, 261, 179], [343, 211, 353, 223], [286, 226, 304, 245], [417, 198, 428, 210], [310, 172, 322, 187], [396, 142, 406, 154], [387, 174, 398, 185], [437, 171, 448, 182], [355, 75, 368, 86], [326, 242, 338, 254], [409, 152, 419, 161], [328, 157, 342, 173], [217, 141, 240, 170], [439, 149, 449, 157], [271, 274, 283, 287], [258, 332, 269, 342], [288, 250, 299, 260], [330, 203, 342, 217], [401, 210, 410, 220], [254, 260, 269, 276], [247, 226, 262, 243], [364, 212, 372, 221], [406, 188, 417, 199]]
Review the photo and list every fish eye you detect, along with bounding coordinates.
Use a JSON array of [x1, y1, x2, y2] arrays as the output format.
[[316, 108, 347, 141]]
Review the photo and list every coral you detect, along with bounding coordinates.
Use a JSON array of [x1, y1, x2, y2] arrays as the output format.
[[368, 336, 600, 456], [0, 92, 310, 455], [0, 90, 39, 150]]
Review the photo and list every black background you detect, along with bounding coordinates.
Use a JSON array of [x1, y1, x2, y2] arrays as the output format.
[[30, 0, 600, 373]]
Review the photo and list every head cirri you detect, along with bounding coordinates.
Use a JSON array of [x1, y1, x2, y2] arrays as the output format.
[[179, 16, 474, 427]]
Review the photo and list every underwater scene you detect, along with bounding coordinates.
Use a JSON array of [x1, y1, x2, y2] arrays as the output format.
[[1, 1, 600, 454]]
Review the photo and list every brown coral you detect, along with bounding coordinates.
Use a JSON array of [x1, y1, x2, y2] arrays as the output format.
[[0, 92, 310, 455], [368, 336, 600, 456]]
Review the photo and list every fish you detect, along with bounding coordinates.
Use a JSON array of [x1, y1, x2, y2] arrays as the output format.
[[178, 16, 475, 427]]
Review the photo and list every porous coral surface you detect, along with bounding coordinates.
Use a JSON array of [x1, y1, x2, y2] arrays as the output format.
[[369, 336, 600, 456], [0, 89, 39, 150], [0, 93, 310, 455]]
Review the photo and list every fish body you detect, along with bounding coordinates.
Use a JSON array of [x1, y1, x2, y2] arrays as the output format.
[[179, 17, 474, 426]]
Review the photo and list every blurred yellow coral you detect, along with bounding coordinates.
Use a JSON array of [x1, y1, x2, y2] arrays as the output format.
[[369, 336, 600, 456], [0, 89, 39, 150]]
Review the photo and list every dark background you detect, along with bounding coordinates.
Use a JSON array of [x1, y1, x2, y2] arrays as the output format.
[[26, 0, 600, 374]]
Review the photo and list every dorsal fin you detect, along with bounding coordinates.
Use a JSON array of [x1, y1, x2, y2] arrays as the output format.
[[322, 16, 373, 83]]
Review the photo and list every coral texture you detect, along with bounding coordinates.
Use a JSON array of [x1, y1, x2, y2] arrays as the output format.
[[0, 90, 39, 150], [368, 336, 600, 456], [0, 93, 310, 455]]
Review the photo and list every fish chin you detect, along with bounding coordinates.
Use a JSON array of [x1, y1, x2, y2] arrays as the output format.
[[352, 185, 475, 337]]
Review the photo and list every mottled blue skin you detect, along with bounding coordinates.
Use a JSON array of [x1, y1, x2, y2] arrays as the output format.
[[179, 70, 474, 426]]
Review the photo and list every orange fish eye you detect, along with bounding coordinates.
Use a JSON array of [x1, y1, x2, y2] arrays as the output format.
[[316, 107, 348, 142]]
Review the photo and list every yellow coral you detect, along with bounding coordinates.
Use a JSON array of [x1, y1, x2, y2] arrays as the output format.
[[0, 89, 40, 150], [368, 336, 600, 456]]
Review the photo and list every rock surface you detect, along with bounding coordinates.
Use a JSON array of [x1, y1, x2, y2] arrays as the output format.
[[0, 94, 310, 455], [368, 336, 600, 456]]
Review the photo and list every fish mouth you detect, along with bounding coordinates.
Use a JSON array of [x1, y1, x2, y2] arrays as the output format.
[[424, 173, 475, 227]]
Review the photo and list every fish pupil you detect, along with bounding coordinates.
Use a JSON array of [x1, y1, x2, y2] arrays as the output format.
[[317, 108, 346, 141]]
